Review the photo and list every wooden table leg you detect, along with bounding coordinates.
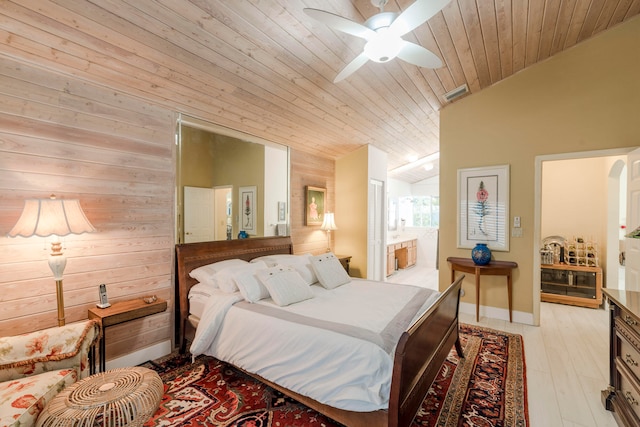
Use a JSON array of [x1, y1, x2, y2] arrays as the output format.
[[475, 268, 480, 322], [507, 273, 513, 322]]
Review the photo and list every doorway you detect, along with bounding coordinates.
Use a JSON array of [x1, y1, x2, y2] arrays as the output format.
[[534, 148, 633, 325]]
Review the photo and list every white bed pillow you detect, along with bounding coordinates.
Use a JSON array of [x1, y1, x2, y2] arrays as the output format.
[[214, 261, 268, 293], [251, 253, 318, 285], [256, 266, 314, 306], [234, 269, 270, 303], [188, 283, 217, 318], [310, 252, 351, 289], [189, 259, 248, 288]]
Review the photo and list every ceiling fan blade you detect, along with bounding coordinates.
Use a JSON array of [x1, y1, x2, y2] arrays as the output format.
[[334, 52, 370, 82], [389, 0, 453, 37], [397, 41, 443, 68], [303, 8, 375, 40]]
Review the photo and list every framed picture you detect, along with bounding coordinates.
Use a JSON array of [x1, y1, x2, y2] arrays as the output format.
[[239, 186, 257, 235], [305, 186, 326, 225], [457, 165, 510, 251], [278, 201, 286, 222]]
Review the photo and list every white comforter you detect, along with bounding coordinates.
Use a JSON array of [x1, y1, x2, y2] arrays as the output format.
[[190, 278, 440, 412]]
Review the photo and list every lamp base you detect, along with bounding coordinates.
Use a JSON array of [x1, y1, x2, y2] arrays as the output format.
[[96, 303, 111, 309]]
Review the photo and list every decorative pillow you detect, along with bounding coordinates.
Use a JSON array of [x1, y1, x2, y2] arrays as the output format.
[[256, 266, 314, 306], [189, 259, 248, 288], [310, 252, 351, 289], [251, 254, 318, 285], [214, 261, 268, 293], [234, 269, 270, 303]]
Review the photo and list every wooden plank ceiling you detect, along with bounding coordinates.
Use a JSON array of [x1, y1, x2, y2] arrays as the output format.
[[3, 0, 639, 183]]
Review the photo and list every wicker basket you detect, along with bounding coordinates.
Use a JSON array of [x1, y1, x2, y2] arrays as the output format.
[[36, 366, 163, 427]]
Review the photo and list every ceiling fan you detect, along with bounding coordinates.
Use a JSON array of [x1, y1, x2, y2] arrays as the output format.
[[304, 0, 452, 82]]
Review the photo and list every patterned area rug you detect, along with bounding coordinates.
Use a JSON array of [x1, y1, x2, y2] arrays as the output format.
[[143, 324, 528, 427]]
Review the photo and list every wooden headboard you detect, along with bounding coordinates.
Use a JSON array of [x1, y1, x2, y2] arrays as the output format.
[[174, 236, 293, 351]]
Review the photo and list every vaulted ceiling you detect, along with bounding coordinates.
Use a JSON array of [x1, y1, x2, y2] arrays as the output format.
[[3, 0, 639, 182]]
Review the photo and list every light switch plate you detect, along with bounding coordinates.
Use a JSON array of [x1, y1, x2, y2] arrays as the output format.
[[513, 216, 521, 228]]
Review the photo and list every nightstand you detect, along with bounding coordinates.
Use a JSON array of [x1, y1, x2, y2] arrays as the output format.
[[88, 297, 167, 372], [336, 255, 352, 275]]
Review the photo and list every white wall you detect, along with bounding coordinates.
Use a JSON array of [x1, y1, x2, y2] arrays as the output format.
[[411, 175, 439, 197], [387, 175, 440, 269], [263, 145, 288, 236]]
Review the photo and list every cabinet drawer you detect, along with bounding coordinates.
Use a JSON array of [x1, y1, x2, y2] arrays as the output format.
[[616, 309, 640, 340], [619, 365, 640, 421], [620, 336, 640, 382]]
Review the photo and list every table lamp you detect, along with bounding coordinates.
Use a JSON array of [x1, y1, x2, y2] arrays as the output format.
[[320, 212, 337, 252], [8, 195, 95, 326]]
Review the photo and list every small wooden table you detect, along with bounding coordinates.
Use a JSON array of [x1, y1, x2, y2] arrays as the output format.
[[88, 297, 167, 372], [447, 257, 518, 322]]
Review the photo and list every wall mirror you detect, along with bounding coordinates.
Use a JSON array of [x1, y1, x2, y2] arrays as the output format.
[[176, 115, 290, 244]]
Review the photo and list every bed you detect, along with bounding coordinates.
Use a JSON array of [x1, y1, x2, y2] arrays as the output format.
[[175, 236, 463, 427]]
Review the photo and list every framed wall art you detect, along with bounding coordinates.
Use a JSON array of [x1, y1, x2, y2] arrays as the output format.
[[305, 186, 326, 226], [239, 186, 257, 235], [457, 165, 510, 251]]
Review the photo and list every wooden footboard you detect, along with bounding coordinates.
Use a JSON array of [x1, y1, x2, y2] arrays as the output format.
[[388, 275, 464, 427], [174, 237, 463, 427]]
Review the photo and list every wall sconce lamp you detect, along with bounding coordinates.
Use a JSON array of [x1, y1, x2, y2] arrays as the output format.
[[320, 212, 338, 253], [8, 195, 95, 326]]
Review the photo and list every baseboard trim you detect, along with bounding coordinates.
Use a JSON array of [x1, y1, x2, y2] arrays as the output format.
[[459, 301, 534, 325], [105, 340, 173, 370]]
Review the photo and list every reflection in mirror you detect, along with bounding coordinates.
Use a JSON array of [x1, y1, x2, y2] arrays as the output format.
[[388, 198, 397, 231], [176, 115, 290, 243]]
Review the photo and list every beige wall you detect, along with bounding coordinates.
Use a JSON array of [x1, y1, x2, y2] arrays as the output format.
[[439, 16, 640, 322], [541, 156, 625, 278], [335, 146, 369, 277]]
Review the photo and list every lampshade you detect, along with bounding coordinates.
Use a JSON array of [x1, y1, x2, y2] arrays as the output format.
[[320, 212, 337, 231], [8, 196, 95, 238]]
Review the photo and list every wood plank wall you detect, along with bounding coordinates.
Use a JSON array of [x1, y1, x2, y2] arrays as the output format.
[[0, 56, 176, 360], [0, 55, 335, 361], [290, 150, 336, 256]]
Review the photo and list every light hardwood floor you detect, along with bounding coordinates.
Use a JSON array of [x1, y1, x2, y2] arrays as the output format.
[[387, 265, 617, 427]]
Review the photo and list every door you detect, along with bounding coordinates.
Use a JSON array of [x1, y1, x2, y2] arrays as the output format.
[[367, 179, 384, 281], [184, 186, 215, 243], [626, 148, 640, 290]]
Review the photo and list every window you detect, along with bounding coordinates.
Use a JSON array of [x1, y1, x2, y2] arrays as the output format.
[[399, 196, 439, 228]]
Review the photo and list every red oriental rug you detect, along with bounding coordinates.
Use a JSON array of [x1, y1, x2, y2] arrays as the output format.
[[143, 324, 528, 427]]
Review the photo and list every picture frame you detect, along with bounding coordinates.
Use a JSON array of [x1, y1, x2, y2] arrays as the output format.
[[278, 201, 286, 222], [239, 186, 257, 235], [305, 185, 326, 226], [457, 165, 510, 251]]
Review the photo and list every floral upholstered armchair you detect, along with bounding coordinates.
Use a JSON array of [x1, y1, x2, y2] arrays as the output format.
[[0, 320, 100, 427]]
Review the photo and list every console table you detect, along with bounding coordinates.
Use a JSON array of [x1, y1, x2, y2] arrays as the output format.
[[88, 297, 167, 372], [447, 257, 518, 322]]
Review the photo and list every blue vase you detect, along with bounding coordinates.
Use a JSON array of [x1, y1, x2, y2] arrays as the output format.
[[238, 230, 248, 239], [471, 243, 491, 265]]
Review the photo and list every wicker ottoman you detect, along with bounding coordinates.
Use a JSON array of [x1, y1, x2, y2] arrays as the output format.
[[36, 366, 163, 427]]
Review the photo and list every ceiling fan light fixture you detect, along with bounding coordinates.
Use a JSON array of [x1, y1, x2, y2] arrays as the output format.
[[364, 29, 403, 63]]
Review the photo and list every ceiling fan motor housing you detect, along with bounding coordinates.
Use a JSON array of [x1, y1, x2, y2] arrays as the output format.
[[364, 12, 401, 62]]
